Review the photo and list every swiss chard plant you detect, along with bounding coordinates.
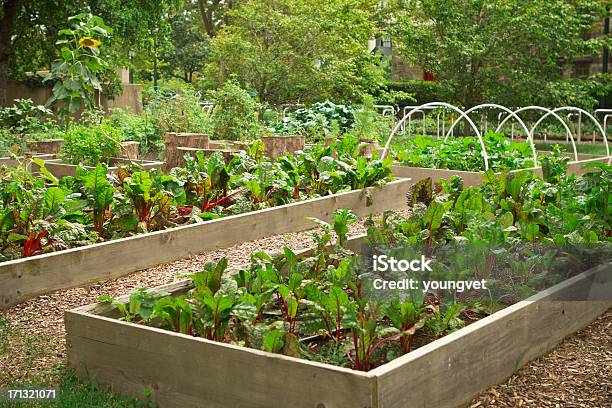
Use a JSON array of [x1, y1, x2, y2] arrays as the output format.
[[395, 132, 535, 172]]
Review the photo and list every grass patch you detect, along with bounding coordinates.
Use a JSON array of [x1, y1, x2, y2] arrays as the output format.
[[0, 370, 155, 408], [1, 318, 153, 406], [0, 318, 11, 354], [535, 142, 609, 156]]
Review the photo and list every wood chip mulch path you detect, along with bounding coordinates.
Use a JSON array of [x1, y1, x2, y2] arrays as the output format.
[[469, 309, 612, 408]]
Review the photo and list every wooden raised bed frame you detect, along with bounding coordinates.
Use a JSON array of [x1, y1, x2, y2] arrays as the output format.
[[42, 157, 164, 178], [391, 156, 611, 187], [65, 246, 611, 408], [0, 178, 412, 309]]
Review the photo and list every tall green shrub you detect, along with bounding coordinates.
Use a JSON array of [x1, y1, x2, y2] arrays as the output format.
[[60, 124, 123, 165], [209, 81, 261, 141]]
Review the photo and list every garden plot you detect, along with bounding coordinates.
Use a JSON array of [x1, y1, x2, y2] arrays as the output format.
[[390, 133, 610, 186], [0, 140, 404, 308], [65, 241, 611, 408], [0, 178, 412, 308], [41, 157, 165, 177], [65, 164, 611, 408]]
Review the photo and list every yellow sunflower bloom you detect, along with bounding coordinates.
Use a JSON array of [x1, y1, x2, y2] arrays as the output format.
[[79, 37, 102, 47]]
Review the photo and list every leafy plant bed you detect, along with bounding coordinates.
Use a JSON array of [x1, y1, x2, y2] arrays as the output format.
[[391, 133, 610, 184], [177, 147, 242, 166], [392, 150, 610, 187], [0, 144, 406, 307], [65, 262, 610, 408], [67, 164, 611, 407]]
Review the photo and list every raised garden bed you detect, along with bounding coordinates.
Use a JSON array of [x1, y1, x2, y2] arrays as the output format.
[[261, 135, 305, 159], [164, 132, 210, 170], [26, 138, 65, 154], [177, 147, 242, 166], [0, 153, 55, 168], [388, 132, 611, 186], [65, 244, 611, 408], [65, 163, 611, 407], [42, 157, 164, 178], [392, 156, 610, 187], [25, 139, 141, 159], [208, 140, 250, 151], [0, 177, 412, 308], [358, 138, 379, 158]]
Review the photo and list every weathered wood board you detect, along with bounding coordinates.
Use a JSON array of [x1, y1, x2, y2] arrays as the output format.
[[0, 178, 412, 309], [392, 156, 611, 186], [372, 262, 612, 408], [42, 158, 164, 178]]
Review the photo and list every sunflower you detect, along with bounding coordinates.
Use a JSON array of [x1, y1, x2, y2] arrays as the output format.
[[79, 37, 102, 47]]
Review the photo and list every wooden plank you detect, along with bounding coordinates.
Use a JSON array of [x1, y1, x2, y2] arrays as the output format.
[[391, 166, 485, 186], [373, 263, 612, 408], [0, 154, 56, 168], [0, 178, 412, 308], [65, 311, 375, 408], [43, 160, 164, 178], [392, 156, 610, 187]]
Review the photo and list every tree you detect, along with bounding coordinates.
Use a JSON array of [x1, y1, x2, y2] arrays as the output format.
[[196, 0, 237, 38], [162, 8, 209, 83], [389, 0, 611, 109], [205, 0, 385, 106], [0, 0, 22, 106], [0, 0, 178, 102]]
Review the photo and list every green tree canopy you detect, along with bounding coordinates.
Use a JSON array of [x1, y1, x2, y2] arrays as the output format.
[[161, 5, 210, 83], [0, 0, 179, 90], [389, 0, 611, 109], [205, 0, 385, 105]]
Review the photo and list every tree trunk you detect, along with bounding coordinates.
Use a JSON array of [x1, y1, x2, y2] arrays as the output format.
[[197, 0, 219, 38], [0, 0, 20, 107]]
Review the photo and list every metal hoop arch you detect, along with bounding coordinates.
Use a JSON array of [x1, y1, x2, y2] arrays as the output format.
[[443, 103, 537, 165], [495, 106, 578, 161], [530, 107, 610, 163], [381, 102, 489, 170]]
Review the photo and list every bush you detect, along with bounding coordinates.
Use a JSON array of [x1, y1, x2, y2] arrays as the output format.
[[145, 84, 212, 135], [59, 124, 124, 166], [0, 98, 54, 134], [208, 81, 261, 141], [107, 109, 163, 154], [0, 128, 22, 155], [273, 100, 357, 141]]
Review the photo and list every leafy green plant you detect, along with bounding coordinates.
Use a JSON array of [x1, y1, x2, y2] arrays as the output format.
[[274, 101, 357, 141], [122, 170, 174, 232], [59, 124, 123, 165], [107, 109, 163, 155], [383, 298, 428, 353], [209, 80, 261, 141], [395, 132, 534, 172], [77, 164, 114, 236], [145, 84, 211, 134]]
